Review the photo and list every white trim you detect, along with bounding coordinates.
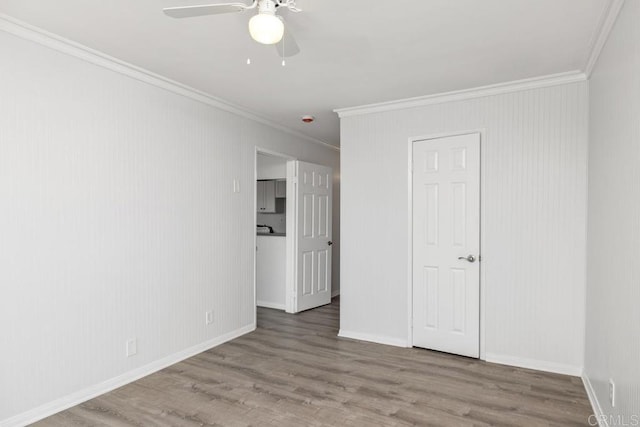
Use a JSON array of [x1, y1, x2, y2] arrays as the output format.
[[1, 324, 256, 427], [255, 147, 297, 161], [253, 150, 259, 327], [484, 353, 583, 377], [478, 132, 487, 361], [256, 301, 286, 310], [407, 138, 414, 348], [583, 374, 608, 427], [334, 71, 587, 118], [0, 13, 338, 153], [338, 330, 409, 348], [584, 0, 625, 77], [285, 160, 297, 314], [331, 289, 340, 298]]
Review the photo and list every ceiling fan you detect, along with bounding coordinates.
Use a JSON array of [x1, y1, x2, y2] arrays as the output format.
[[163, 0, 301, 57]]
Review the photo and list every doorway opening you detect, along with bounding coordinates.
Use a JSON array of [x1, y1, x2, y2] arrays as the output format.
[[254, 149, 334, 317], [255, 150, 292, 312]]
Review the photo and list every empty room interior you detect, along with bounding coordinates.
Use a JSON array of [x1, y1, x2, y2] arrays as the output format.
[[1, 0, 639, 426]]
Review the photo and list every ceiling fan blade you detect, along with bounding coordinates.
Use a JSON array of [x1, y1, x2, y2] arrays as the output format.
[[163, 3, 248, 19], [276, 25, 300, 58]]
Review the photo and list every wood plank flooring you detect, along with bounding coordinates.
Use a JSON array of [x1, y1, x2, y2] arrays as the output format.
[[35, 298, 592, 426]]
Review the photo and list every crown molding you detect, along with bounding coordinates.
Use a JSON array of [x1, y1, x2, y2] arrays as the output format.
[[0, 14, 339, 152], [334, 71, 587, 118], [584, 0, 625, 77]]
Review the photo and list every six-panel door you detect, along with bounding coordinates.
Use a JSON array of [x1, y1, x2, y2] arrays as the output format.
[[294, 161, 333, 313], [412, 133, 480, 358]]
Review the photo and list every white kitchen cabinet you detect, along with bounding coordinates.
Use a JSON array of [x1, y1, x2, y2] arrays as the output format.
[[256, 180, 276, 213], [275, 180, 286, 198], [256, 235, 286, 310]]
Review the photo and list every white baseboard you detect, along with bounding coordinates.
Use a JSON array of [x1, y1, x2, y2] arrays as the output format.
[[331, 289, 340, 298], [484, 353, 583, 376], [1, 324, 256, 427], [338, 329, 408, 348], [256, 301, 286, 310], [583, 374, 607, 426]]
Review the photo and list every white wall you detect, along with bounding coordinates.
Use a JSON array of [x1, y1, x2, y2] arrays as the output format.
[[585, 0, 640, 422], [339, 81, 588, 375], [0, 25, 339, 424], [257, 153, 287, 180]]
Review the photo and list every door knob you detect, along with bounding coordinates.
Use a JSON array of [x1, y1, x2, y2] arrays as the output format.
[[458, 255, 475, 263], [327, 241, 333, 246]]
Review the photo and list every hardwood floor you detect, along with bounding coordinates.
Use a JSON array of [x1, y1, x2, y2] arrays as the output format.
[[35, 298, 592, 426]]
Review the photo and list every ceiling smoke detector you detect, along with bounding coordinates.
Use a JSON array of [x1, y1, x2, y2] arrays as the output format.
[[301, 115, 315, 123]]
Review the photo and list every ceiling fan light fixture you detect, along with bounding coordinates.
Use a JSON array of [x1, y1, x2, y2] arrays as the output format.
[[249, 13, 284, 45]]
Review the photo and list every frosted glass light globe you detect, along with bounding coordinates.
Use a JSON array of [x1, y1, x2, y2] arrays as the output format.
[[248, 13, 284, 45]]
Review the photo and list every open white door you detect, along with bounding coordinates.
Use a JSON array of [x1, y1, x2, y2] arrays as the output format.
[[412, 133, 480, 358], [286, 161, 332, 313]]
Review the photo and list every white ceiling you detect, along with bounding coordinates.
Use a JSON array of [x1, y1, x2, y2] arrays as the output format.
[[0, 0, 609, 146]]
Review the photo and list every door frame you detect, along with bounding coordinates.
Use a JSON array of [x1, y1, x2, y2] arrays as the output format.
[[253, 147, 296, 324], [407, 129, 486, 360]]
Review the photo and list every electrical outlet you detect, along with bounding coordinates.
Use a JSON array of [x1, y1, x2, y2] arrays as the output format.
[[233, 179, 240, 193], [205, 310, 214, 325], [609, 379, 616, 407], [126, 338, 137, 357]]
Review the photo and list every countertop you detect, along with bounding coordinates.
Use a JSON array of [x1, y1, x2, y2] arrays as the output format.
[[257, 232, 286, 237]]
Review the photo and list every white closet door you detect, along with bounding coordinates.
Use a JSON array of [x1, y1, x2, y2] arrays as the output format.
[[412, 133, 480, 358]]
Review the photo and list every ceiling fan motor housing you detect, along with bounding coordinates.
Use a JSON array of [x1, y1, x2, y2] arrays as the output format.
[[163, 0, 300, 47], [259, 0, 277, 15]]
